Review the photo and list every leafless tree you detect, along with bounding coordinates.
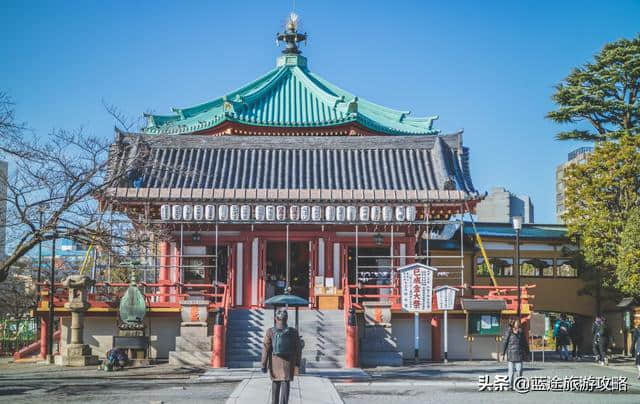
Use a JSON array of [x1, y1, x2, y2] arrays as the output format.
[[0, 92, 171, 283]]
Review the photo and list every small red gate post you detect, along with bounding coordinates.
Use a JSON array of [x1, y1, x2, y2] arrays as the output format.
[[431, 315, 442, 362], [211, 308, 225, 368], [39, 315, 48, 360], [345, 308, 358, 368]]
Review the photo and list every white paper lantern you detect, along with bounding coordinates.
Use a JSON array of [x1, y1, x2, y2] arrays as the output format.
[[346, 206, 357, 221], [336, 206, 346, 221], [406, 206, 417, 221], [371, 206, 381, 221], [395, 206, 405, 222], [311, 206, 322, 221], [160, 204, 171, 221], [240, 205, 251, 221], [230, 205, 240, 221], [266, 205, 276, 221], [183, 205, 193, 221], [255, 205, 266, 221], [300, 206, 311, 221], [325, 206, 336, 221], [218, 205, 229, 221], [289, 205, 300, 221], [171, 205, 183, 221], [276, 205, 286, 221], [382, 206, 393, 221], [359, 206, 370, 221], [193, 205, 204, 221], [205, 205, 216, 221]]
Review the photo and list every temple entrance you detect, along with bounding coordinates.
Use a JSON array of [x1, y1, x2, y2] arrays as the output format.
[[265, 241, 310, 301], [348, 247, 392, 302]]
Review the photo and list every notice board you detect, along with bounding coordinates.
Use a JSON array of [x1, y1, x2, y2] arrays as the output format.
[[468, 313, 501, 336]]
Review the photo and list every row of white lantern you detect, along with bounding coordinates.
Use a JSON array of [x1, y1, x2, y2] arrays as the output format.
[[160, 204, 418, 222]]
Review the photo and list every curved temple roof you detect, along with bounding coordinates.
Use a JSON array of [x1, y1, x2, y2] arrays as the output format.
[[143, 54, 440, 136]]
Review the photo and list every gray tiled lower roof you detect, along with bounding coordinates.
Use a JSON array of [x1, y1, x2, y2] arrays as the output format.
[[107, 132, 476, 202]]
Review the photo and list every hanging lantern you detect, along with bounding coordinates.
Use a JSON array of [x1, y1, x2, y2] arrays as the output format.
[[183, 205, 193, 221], [266, 205, 276, 221], [395, 206, 405, 222], [160, 204, 171, 221], [240, 205, 251, 221], [346, 206, 357, 221], [336, 206, 346, 221], [374, 232, 384, 246], [205, 204, 216, 221], [300, 206, 311, 221], [311, 206, 322, 221], [382, 206, 393, 221], [171, 205, 183, 221], [359, 206, 370, 221], [218, 205, 229, 221], [276, 205, 286, 221], [193, 205, 204, 221], [406, 206, 417, 221], [371, 206, 381, 221], [230, 205, 240, 221], [255, 205, 266, 221], [289, 205, 300, 221], [325, 206, 336, 221]]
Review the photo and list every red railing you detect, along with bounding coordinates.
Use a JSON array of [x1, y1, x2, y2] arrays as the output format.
[[36, 281, 228, 310], [470, 285, 536, 312]]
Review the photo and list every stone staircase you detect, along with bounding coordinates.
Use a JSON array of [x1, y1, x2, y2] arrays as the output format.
[[168, 325, 212, 367], [226, 309, 346, 369]]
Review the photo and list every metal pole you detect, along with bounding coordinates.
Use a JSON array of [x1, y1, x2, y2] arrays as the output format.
[[355, 224, 359, 304], [460, 206, 464, 287], [47, 237, 56, 360], [516, 228, 521, 318], [286, 224, 290, 291], [444, 310, 449, 363], [414, 311, 419, 363], [180, 223, 184, 296], [215, 223, 219, 286], [37, 209, 43, 297]]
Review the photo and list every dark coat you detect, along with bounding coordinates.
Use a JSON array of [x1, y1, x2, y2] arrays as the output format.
[[501, 328, 529, 362], [632, 328, 640, 355], [261, 325, 301, 382], [592, 320, 609, 344]]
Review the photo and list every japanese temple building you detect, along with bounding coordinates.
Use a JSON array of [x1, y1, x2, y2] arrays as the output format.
[[31, 14, 603, 367]]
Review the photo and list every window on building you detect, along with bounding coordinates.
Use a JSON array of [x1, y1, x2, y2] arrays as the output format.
[[520, 258, 554, 277], [556, 258, 578, 277], [476, 257, 513, 277]]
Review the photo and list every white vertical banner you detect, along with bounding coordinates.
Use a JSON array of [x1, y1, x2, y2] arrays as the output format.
[[333, 243, 340, 283], [318, 238, 325, 277], [399, 263, 437, 312], [399, 243, 406, 267], [170, 242, 177, 303], [236, 242, 244, 306], [251, 238, 259, 306]]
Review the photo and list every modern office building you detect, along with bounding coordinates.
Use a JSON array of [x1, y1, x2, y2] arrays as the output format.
[[556, 147, 592, 223], [475, 186, 534, 223]]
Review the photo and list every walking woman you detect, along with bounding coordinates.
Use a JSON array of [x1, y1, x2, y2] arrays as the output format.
[[501, 320, 530, 390]]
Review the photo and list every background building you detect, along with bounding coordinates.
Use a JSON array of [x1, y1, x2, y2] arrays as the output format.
[[475, 186, 534, 224], [556, 147, 592, 223]]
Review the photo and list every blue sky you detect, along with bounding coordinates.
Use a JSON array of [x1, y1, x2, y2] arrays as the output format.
[[1, 1, 639, 224]]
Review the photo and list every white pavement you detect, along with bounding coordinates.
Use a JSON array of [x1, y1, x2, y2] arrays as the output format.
[[225, 375, 343, 404]]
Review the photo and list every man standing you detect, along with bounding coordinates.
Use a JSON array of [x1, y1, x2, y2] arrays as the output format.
[[262, 308, 301, 404], [553, 314, 571, 361], [592, 316, 610, 365]]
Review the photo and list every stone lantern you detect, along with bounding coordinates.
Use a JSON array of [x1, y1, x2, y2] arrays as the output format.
[[59, 275, 99, 366]]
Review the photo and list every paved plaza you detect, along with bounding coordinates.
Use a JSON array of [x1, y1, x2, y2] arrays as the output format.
[[2, 357, 640, 403]]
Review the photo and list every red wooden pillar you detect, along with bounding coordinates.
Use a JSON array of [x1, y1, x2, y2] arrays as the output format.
[[159, 241, 170, 303], [39, 315, 48, 359], [211, 322, 225, 367], [431, 315, 442, 362]]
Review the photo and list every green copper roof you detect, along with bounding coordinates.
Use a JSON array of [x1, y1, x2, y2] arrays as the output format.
[[143, 54, 439, 136]]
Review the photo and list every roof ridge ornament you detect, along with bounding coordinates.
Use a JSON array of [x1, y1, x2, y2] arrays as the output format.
[[277, 13, 307, 55]]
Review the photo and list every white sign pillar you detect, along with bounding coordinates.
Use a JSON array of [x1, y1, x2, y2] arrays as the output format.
[[435, 286, 459, 363], [398, 263, 438, 362]]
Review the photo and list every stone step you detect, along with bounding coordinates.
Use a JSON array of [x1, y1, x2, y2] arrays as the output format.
[[176, 336, 212, 352], [168, 350, 212, 367]]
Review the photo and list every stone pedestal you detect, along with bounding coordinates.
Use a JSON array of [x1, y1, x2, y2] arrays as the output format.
[[59, 275, 99, 367], [169, 300, 212, 367]]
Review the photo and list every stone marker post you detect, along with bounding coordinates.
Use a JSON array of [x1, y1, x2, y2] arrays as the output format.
[[59, 275, 99, 366]]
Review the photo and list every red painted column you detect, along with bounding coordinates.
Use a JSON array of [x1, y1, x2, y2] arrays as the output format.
[[212, 324, 225, 367], [39, 315, 48, 359], [159, 241, 170, 303], [431, 315, 442, 362], [345, 309, 358, 368]]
